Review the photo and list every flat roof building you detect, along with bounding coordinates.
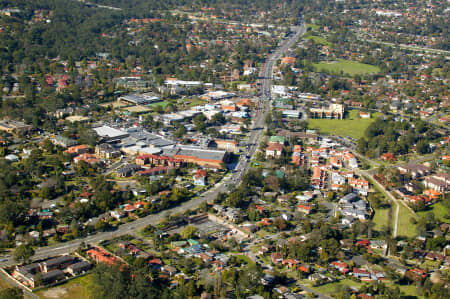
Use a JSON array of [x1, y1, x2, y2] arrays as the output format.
[[119, 94, 161, 105], [164, 146, 229, 169], [0, 120, 32, 134], [94, 125, 129, 141]]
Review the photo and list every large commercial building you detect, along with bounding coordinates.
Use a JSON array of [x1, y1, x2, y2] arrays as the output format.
[[164, 146, 229, 169], [119, 94, 161, 105], [0, 120, 32, 135], [94, 125, 129, 141]]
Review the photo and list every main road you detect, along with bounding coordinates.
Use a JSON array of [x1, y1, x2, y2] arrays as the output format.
[[0, 23, 306, 269]]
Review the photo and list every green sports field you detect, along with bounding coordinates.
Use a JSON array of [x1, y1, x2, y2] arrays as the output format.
[[313, 60, 380, 76], [308, 110, 379, 139]]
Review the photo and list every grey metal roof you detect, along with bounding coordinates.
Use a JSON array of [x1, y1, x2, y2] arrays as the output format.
[[176, 147, 227, 161]]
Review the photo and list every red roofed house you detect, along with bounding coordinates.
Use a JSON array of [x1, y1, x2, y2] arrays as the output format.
[[281, 56, 296, 66], [271, 252, 282, 264], [87, 247, 118, 265], [356, 240, 370, 247], [65, 145, 90, 156], [330, 261, 349, 274], [255, 205, 266, 214], [407, 268, 428, 281], [73, 153, 100, 165], [194, 169, 207, 186], [424, 189, 441, 200], [266, 143, 283, 158], [137, 166, 170, 176], [381, 153, 396, 162], [282, 259, 299, 269], [298, 204, 313, 214]]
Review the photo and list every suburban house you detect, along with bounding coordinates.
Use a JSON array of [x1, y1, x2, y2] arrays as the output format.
[[194, 169, 207, 186], [65, 145, 90, 156], [116, 164, 141, 177], [297, 204, 313, 214], [87, 247, 119, 265], [266, 143, 283, 158], [397, 164, 431, 179], [423, 173, 449, 192]]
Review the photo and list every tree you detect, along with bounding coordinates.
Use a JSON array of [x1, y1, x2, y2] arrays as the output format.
[[92, 263, 130, 299], [212, 113, 226, 125], [14, 244, 35, 263], [174, 125, 187, 139], [193, 114, 207, 132], [0, 287, 23, 299], [416, 140, 429, 154], [273, 217, 288, 231], [180, 225, 198, 239]]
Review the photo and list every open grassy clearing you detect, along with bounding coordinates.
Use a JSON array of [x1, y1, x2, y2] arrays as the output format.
[[313, 59, 380, 76], [417, 201, 450, 223], [99, 101, 128, 108], [234, 254, 255, 266], [397, 203, 418, 238], [305, 23, 320, 31], [185, 98, 206, 107], [148, 101, 169, 108], [385, 282, 422, 298], [303, 32, 331, 46], [308, 110, 379, 139], [36, 274, 94, 299], [305, 279, 363, 295], [123, 105, 152, 113], [372, 207, 391, 232], [0, 277, 14, 290]]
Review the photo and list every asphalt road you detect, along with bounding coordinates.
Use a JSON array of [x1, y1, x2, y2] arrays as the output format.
[[0, 24, 307, 269]]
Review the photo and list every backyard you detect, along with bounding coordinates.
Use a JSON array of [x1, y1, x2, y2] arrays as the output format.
[[308, 110, 379, 139]]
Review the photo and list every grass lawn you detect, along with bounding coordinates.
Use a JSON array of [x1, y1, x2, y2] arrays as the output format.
[[313, 59, 380, 76], [385, 282, 422, 298], [36, 274, 95, 299], [0, 277, 13, 290], [372, 207, 391, 232], [235, 254, 255, 266], [303, 32, 331, 46], [250, 161, 263, 168], [310, 279, 363, 295], [397, 203, 418, 238], [189, 98, 206, 107], [417, 202, 450, 223], [308, 110, 379, 139], [306, 23, 320, 31], [148, 101, 169, 108], [255, 229, 272, 238]]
